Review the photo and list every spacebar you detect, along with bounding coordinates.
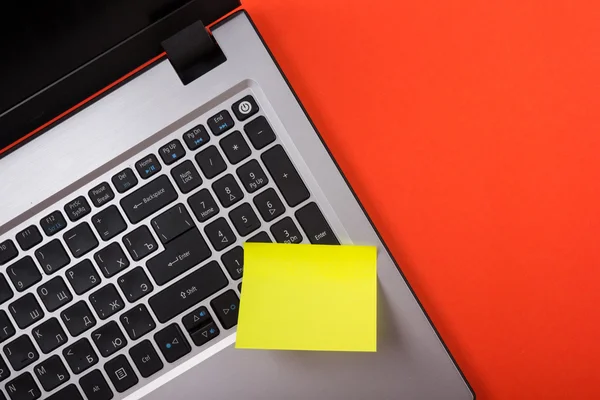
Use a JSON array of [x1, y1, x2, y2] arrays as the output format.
[[148, 261, 228, 323]]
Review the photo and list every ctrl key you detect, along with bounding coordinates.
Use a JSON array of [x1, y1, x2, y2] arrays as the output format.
[[154, 324, 191, 363], [129, 340, 163, 378]]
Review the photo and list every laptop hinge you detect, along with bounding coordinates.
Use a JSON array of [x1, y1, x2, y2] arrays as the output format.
[[162, 19, 227, 85]]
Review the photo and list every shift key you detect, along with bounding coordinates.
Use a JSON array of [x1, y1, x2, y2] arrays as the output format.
[[149, 261, 228, 323], [146, 229, 212, 285]]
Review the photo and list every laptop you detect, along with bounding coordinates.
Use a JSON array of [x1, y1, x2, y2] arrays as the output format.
[[0, 1, 475, 399]]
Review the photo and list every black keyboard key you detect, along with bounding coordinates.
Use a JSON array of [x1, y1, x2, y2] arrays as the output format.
[[61, 301, 96, 337], [191, 321, 220, 347], [244, 115, 276, 150], [212, 174, 244, 208], [40, 211, 67, 237], [66, 260, 101, 295], [182, 306, 212, 333], [221, 246, 243, 280], [32, 318, 67, 354], [34, 239, 70, 275], [232, 95, 259, 121], [295, 202, 340, 245], [183, 124, 210, 151], [94, 243, 129, 278], [0, 240, 18, 267], [5, 372, 41, 400], [92, 205, 127, 242], [159, 139, 186, 165], [219, 131, 252, 165], [253, 188, 285, 222], [122, 226, 157, 262], [204, 218, 236, 252], [261, 145, 310, 207], [111, 168, 138, 194], [207, 110, 234, 136], [0, 275, 12, 306], [15, 226, 42, 251], [80, 370, 113, 400], [120, 304, 155, 341], [90, 284, 124, 320], [0, 356, 9, 383], [4, 335, 38, 371], [187, 189, 219, 223], [64, 196, 92, 222], [0, 274, 13, 304], [47, 384, 82, 400], [182, 307, 220, 347], [92, 321, 127, 358], [195, 146, 227, 179], [148, 261, 227, 323], [37, 277, 72, 312], [9, 294, 43, 329], [154, 324, 190, 363], [104, 355, 138, 393], [120, 175, 178, 224], [118, 267, 153, 303], [129, 340, 163, 378], [229, 203, 261, 236], [171, 160, 202, 194], [151, 204, 194, 244], [247, 231, 272, 243], [88, 182, 115, 208], [34, 355, 69, 391], [7, 257, 41, 292], [270, 217, 303, 244], [122, 230, 157, 266], [63, 338, 98, 375], [135, 154, 162, 180], [63, 223, 99, 258], [0, 311, 14, 344], [236, 160, 269, 193], [147, 228, 212, 286], [211, 290, 239, 329]]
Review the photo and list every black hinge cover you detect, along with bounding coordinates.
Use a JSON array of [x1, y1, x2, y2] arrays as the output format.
[[162, 19, 228, 85]]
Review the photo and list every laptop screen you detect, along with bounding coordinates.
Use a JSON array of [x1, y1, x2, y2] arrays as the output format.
[[0, 0, 194, 153]]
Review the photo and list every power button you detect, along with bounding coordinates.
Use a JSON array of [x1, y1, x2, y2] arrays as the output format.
[[232, 95, 259, 121]]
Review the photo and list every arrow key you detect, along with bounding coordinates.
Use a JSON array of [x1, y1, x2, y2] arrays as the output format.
[[181, 306, 211, 333], [191, 321, 220, 347], [210, 290, 239, 329], [154, 324, 190, 363]]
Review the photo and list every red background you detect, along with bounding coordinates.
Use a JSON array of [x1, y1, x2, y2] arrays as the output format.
[[242, 0, 600, 399]]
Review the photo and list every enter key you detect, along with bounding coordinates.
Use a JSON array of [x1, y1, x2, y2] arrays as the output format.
[[146, 229, 212, 285]]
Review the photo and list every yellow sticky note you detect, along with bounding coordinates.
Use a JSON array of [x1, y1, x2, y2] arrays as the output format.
[[236, 243, 377, 352]]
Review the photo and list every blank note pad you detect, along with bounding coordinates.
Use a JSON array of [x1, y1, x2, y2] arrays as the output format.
[[236, 243, 377, 352]]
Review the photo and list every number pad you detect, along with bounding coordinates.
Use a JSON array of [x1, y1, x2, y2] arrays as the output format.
[[204, 218, 236, 252], [221, 247, 243, 280], [212, 174, 244, 208], [228, 203, 261, 236], [236, 159, 269, 193], [270, 217, 303, 244], [253, 188, 285, 222]]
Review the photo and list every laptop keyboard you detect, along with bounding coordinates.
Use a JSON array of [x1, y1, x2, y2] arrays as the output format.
[[0, 92, 340, 399]]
